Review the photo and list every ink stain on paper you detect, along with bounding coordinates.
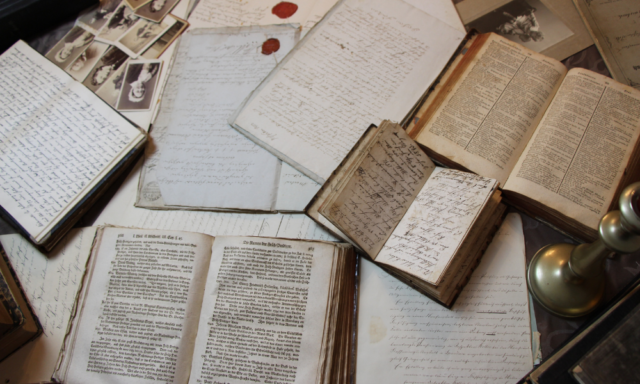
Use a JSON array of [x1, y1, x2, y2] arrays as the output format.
[[272, 2, 298, 19], [369, 316, 387, 343], [262, 38, 280, 55]]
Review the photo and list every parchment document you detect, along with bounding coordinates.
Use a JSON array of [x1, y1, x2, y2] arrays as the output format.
[[142, 26, 317, 211], [573, 0, 640, 89], [0, 41, 144, 242], [231, 0, 465, 183], [356, 213, 532, 383], [376, 168, 498, 285], [189, 237, 335, 383], [0, 229, 96, 383], [62, 228, 213, 383], [414, 34, 567, 185], [505, 68, 640, 229]]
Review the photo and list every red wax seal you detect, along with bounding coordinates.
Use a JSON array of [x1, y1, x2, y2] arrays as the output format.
[[262, 38, 280, 55], [272, 2, 298, 18]]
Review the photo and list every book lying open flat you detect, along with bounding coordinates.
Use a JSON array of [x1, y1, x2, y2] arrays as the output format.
[[0, 41, 146, 251], [53, 227, 356, 383], [229, 0, 466, 184], [407, 32, 640, 241], [307, 121, 505, 306]]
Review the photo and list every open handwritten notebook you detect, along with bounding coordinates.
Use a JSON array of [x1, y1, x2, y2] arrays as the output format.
[[356, 213, 533, 383]]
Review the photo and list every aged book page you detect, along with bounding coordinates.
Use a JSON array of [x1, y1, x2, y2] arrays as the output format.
[[57, 228, 214, 383], [375, 168, 499, 285], [504, 68, 640, 231], [411, 33, 567, 185], [0, 229, 96, 383], [356, 213, 532, 383], [231, 0, 466, 183], [189, 237, 336, 383], [140, 27, 301, 212], [573, 0, 640, 89], [0, 41, 145, 246], [320, 122, 435, 257]]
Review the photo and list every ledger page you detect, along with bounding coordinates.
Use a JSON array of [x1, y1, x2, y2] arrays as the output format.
[[63, 227, 214, 384], [356, 213, 532, 383], [375, 168, 498, 285], [0, 41, 144, 243], [231, 0, 465, 183], [189, 237, 336, 383], [0, 229, 96, 384], [504, 68, 640, 230], [413, 33, 567, 185], [142, 27, 298, 211]]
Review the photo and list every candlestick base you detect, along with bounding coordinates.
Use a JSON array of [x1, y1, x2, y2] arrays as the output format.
[[527, 243, 605, 318]]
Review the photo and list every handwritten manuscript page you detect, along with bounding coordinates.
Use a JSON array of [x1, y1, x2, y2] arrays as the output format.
[[376, 168, 499, 285], [573, 0, 640, 89], [504, 68, 640, 230], [412, 34, 567, 185], [0, 229, 96, 383], [141, 27, 318, 211], [231, 0, 465, 183], [0, 41, 144, 244], [356, 213, 532, 383]]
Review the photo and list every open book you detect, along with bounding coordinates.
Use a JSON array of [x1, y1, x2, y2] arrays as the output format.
[[307, 121, 505, 306], [0, 41, 147, 251], [229, 0, 466, 184], [53, 227, 356, 383], [407, 33, 640, 241]]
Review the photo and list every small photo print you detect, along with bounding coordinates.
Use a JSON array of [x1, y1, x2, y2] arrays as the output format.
[[141, 18, 187, 59], [96, 4, 140, 44], [83, 46, 130, 92], [96, 60, 129, 107], [135, 0, 180, 23], [45, 26, 94, 69], [125, 0, 152, 10], [466, 0, 574, 53], [65, 41, 110, 81], [117, 16, 174, 58], [76, 0, 121, 34], [116, 60, 162, 111]]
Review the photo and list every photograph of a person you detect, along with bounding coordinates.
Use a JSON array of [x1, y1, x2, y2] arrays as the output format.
[[96, 4, 141, 44], [116, 61, 162, 111], [76, 0, 121, 34], [141, 18, 187, 59], [135, 0, 180, 23], [82, 46, 130, 92], [45, 26, 94, 69], [96, 62, 129, 107], [65, 41, 110, 82], [117, 16, 173, 57], [466, 0, 573, 53]]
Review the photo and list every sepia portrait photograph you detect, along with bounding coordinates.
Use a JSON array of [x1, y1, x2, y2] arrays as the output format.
[[125, 0, 152, 10], [465, 0, 574, 53], [116, 61, 162, 111], [117, 16, 175, 57], [76, 0, 121, 34], [135, 0, 181, 23], [45, 26, 94, 69], [82, 46, 130, 92], [95, 4, 141, 44], [65, 41, 110, 82], [141, 18, 187, 59], [95, 61, 129, 107]]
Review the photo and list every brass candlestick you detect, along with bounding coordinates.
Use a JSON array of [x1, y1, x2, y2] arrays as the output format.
[[527, 182, 640, 318]]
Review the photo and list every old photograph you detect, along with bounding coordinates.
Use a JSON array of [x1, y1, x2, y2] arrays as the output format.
[[125, 0, 152, 10], [76, 0, 121, 34], [135, 0, 180, 22], [65, 41, 110, 82], [82, 46, 130, 92], [465, 0, 573, 53], [95, 4, 141, 44], [116, 61, 162, 111], [45, 26, 94, 69], [117, 16, 175, 57], [95, 62, 129, 107], [141, 18, 187, 59]]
